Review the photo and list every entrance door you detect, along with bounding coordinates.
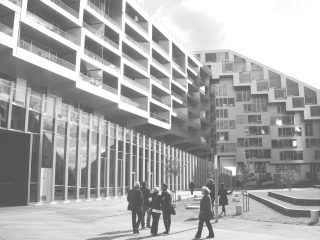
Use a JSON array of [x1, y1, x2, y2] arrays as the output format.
[[0, 129, 32, 206]]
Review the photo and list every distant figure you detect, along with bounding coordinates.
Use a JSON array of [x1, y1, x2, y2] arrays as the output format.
[[150, 187, 162, 236], [236, 178, 241, 191], [140, 181, 151, 228], [161, 183, 172, 234], [194, 186, 214, 239], [218, 183, 233, 216], [189, 181, 195, 195], [206, 178, 215, 216], [127, 182, 144, 234]]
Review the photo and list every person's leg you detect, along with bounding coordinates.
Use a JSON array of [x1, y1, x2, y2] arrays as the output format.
[[141, 206, 146, 228], [195, 218, 204, 238], [154, 213, 160, 235], [205, 218, 214, 237], [146, 207, 151, 227], [151, 212, 156, 234], [167, 213, 171, 233], [136, 208, 142, 232], [162, 211, 169, 233], [131, 211, 137, 233], [222, 205, 226, 214]]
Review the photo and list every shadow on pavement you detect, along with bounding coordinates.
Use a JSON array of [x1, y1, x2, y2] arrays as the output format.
[[99, 229, 133, 235], [184, 217, 198, 222]]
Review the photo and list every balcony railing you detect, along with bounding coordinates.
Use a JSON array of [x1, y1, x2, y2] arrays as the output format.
[[49, 0, 79, 18], [84, 49, 120, 72], [18, 40, 75, 70], [171, 91, 186, 103], [150, 76, 169, 89], [122, 52, 148, 73], [125, 34, 149, 54], [152, 40, 170, 59], [27, 11, 80, 45], [88, 1, 120, 28], [123, 75, 149, 92], [188, 77, 199, 87], [82, 22, 119, 49], [172, 109, 188, 120], [120, 95, 148, 111], [172, 77, 187, 89], [172, 60, 185, 73], [79, 73, 118, 95], [0, 22, 13, 36], [152, 94, 171, 107], [188, 92, 200, 102], [152, 58, 170, 75], [0, 79, 10, 102], [150, 112, 170, 123], [125, 13, 148, 35]]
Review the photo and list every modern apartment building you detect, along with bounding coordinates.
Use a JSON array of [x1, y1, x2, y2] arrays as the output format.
[[196, 50, 320, 185], [0, 0, 213, 206]]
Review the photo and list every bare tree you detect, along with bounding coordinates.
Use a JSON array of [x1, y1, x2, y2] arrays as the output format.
[[165, 157, 184, 193], [208, 161, 216, 180], [236, 161, 251, 191], [280, 169, 302, 191]]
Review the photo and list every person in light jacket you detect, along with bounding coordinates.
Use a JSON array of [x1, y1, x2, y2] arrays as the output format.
[[194, 186, 214, 239], [150, 187, 162, 236]]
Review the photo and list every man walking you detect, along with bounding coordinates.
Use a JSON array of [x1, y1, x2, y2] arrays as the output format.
[[140, 181, 151, 228], [161, 183, 173, 234], [127, 182, 144, 234], [206, 179, 215, 217], [189, 180, 195, 195]]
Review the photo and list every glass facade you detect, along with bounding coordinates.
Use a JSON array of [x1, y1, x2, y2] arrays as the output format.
[[0, 78, 209, 204]]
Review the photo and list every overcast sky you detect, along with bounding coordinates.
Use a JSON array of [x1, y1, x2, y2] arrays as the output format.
[[140, 0, 320, 90]]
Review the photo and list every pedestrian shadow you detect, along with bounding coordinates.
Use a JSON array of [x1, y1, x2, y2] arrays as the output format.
[[99, 230, 133, 236], [184, 217, 198, 222]]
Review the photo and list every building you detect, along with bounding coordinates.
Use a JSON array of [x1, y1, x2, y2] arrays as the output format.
[[0, 0, 213, 206], [196, 49, 320, 185]]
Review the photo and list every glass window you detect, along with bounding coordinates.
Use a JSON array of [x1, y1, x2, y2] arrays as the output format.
[[0, 100, 9, 128], [11, 104, 25, 131], [43, 116, 54, 132], [55, 135, 66, 185], [68, 137, 77, 187], [304, 87, 317, 105], [311, 106, 320, 117], [269, 70, 281, 89], [205, 53, 216, 62], [42, 132, 53, 168], [239, 71, 251, 83], [292, 97, 304, 108], [28, 111, 41, 133], [286, 79, 299, 96]]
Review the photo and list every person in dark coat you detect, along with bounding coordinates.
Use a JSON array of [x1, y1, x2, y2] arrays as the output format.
[[218, 183, 233, 216], [206, 178, 215, 216], [150, 187, 162, 236], [194, 186, 214, 239], [161, 183, 172, 234], [140, 181, 151, 228], [127, 182, 144, 234], [189, 181, 195, 195]]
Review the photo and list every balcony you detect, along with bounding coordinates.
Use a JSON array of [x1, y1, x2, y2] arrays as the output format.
[[0, 22, 13, 36], [172, 60, 185, 73], [125, 13, 147, 35], [27, 11, 80, 45], [120, 95, 148, 111], [171, 91, 186, 104], [49, 0, 79, 18], [188, 92, 200, 102], [189, 119, 200, 128], [79, 73, 117, 94], [150, 76, 169, 89], [172, 77, 187, 89], [82, 22, 119, 49], [171, 123, 186, 132], [172, 109, 188, 121], [123, 75, 149, 92], [18, 39, 75, 70], [152, 58, 170, 75], [125, 34, 149, 55], [122, 52, 148, 73], [150, 112, 170, 124], [87, 1, 120, 28], [84, 49, 120, 72], [152, 94, 171, 107], [153, 40, 170, 59], [8, 0, 22, 6], [188, 77, 199, 87]]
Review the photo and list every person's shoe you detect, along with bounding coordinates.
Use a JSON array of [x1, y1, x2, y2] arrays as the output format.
[[206, 234, 214, 238], [147, 225, 151, 228], [193, 236, 201, 239], [162, 231, 169, 234]]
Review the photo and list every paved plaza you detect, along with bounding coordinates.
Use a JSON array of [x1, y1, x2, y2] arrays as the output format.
[[0, 191, 320, 240]]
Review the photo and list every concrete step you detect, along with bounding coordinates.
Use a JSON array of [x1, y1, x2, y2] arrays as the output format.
[[185, 205, 200, 209], [193, 197, 202, 201]]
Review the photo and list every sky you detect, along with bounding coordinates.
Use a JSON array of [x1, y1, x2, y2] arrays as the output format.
[[139, 0, 320, 90]]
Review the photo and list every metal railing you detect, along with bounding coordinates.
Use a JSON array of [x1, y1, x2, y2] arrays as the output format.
[[82, 22, 119, 49], [188, 92, 200, 102], [125, 13, 148, 34], [150, 76, 169, 89], [120, 96, 148, 111], [152, 94, 171, 107], [0, 22, 13, 36], [150, 112, 170, 123], [88, 1, 120, 28], [80, 73, 118, 94], [171, 91, 186, 103], [49, 0, 79, 18], [172, 109, 187, 120], [84, 49, 120, 72], [172, 77, 187, 89], [172, 60, 185, 73], [152, 58, 170, 75], [122, 52, 148, 73], [125, 34, 149, 54], [27, 11, 80, 45], [122, 75, 149, 92], [18, 39, 75, 70]]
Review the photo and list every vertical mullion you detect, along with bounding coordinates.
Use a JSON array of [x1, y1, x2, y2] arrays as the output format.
[[106, 121, 111, 198], [64, 105, 70, 201], [51, 98, 58, 202], [24, 88, 31, 132], [97, 117, 102, 199], [122, 128, 126, 196], [7, 81, 14, 129]]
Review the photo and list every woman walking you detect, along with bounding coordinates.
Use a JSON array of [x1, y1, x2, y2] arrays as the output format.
[[150, 187, 162, 236], [218, 183, 233, 216], [194, 186, 214, 239]]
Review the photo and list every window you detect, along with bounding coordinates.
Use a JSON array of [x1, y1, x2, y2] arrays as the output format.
[[222, 61, 234, 73], [216, 120, 236, 129], [257, 80, 269, 91], [248, 114, 262, 124], [286, 79, 299, 96], [217, 143, 236, 153], [310, 106, 320, 117], [254, 162, 267, 173], [236, 90, 251, 102], [239, 71, 251, 83], [280, 151, 303, 160], [245, 149, 271, 159], [274, 88, 286, 99], [277, 104, 286, 114], [215, 98, 235, 107], [306, 138, 320, 148], [305, 121, 313, 136], [270, 115, 295, 126], [292, 97, 304, 108], [217, 132, 229, 141], [237, 138, 262, 147], [304, 87, 317, 105], [278, 127, 302, 137], [245, 126, 270, 135], [216, 109, 228, 118], [276, 164, 301, 173], [269, 70, 281, 89], [234, 55, 246, 72], [205, 53, 216, 62], [215, 86, 227, 96], [272, 139, 297, 148], [315, 150, 320, 160]]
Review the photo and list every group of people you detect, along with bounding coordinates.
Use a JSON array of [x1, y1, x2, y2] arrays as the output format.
[[127, 179, 232, 238], [127, 181, 174, 236]]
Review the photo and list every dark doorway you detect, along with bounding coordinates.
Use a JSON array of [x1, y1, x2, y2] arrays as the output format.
[[0, 129, 32, 206]]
